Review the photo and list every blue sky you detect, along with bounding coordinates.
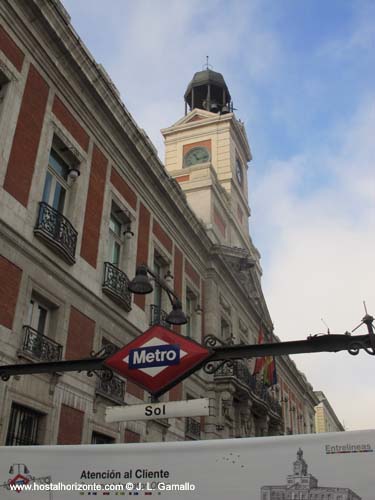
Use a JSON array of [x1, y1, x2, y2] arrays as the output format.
[[62, 0, 375, 430]]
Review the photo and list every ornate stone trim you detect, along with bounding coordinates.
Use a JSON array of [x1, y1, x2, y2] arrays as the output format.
[[51, 120, 86, 163], [0, 58, 19, 82], [239, 318, 248, 334], [219, 294, 231, 315]]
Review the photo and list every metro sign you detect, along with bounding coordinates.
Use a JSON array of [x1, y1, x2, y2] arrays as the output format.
[[8, 474, 30, 492], [128, 343, 180, 369], [104, 325, 211, 396]]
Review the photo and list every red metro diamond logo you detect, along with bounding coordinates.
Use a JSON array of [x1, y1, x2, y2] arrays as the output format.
[[8, 474, 30, 493], [104, 325, 211, 396]]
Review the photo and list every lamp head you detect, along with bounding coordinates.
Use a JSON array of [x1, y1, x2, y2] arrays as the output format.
[[128, 265, 153, 294], [123, 224, 134, 240], [164, 270, 173, 285], [195, 304, 203, 315], [68, 167, 80, 181], [166, 300, 187, 325]]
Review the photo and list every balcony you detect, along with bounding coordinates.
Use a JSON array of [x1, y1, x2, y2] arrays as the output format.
[[215, 358, 255, 387], [34, 202, 77, 264], [20, 325, 63, 362], [96, 373, 126, 404], [185, 417, 201, 440], [214, 360, 282, 419], [102, 262, 132, 312], [150, 304, 168, 328]]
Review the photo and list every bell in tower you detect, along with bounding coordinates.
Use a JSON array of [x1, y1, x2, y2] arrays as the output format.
[[184, 59, 233, 115]]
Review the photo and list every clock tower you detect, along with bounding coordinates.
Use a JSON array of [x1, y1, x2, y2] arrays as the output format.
[[161, 67, 258, 263]]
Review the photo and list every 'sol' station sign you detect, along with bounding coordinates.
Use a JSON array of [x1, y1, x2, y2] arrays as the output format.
[[104, 325, 211, 396], [105, 398, 210, 423]]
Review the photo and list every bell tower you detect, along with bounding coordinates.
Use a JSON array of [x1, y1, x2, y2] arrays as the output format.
[[183, 62, 233, 115], [161, 65, 256, 257]]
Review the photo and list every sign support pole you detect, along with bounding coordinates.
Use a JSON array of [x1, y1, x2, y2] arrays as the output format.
[[1, 314, 374, 396]]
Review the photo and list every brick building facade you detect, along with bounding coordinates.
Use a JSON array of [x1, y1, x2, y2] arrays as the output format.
[[0, 0, 319, 446]]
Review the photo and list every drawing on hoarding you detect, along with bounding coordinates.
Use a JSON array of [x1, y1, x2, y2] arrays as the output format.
[[261, 448, 362, 500], [0, 431, 374, 499]]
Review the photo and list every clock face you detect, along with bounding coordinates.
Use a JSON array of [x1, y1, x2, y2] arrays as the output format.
[[184, 147, 210, 167], [236, 159, 243, 185]]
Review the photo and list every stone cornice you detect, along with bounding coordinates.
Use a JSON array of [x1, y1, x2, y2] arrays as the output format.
[[161, 110, 233, 136], [231, 116, 252, 162], [278, 356, 318, 406], [314, 391, 344, 429]]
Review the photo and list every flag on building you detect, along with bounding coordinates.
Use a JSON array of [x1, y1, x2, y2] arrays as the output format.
[[253, 325, 277, 386]]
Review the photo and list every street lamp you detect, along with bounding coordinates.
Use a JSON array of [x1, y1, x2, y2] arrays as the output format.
[[68, 166, 80, 181], [123, 223, 134, 240], [128, 265, 153, 294], [128, 264, 188, 326], [9, 463, 29, 474]]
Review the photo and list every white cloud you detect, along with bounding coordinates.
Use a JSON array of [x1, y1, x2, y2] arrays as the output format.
[[84, 0, 284, 157], [252, 95, 375, 430]]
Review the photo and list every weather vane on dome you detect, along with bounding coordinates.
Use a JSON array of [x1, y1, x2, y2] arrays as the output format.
[[203, 55, 213, 71]]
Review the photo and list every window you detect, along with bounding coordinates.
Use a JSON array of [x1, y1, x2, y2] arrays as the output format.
[[185, 287, 199, 339], [42, 148, 70, 213], [91, 432, 115, 444], [107, 201, 132, 267], [149, 252, 170, 327], [35, 135, 79, 264], [41, 135, 80, 213], [109, 211, 122, 266], [27, 296, 50, 335], [153, 254, 164, 309], [186, 292, 193, 337], [103, 203, 133, 311], [0, 73, 9, 118], [6, 403, 43, 446], [22, 292, 62, 362]]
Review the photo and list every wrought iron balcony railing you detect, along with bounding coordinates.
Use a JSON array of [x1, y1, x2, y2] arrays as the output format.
[[185, 417, 201, 439], [21, 325, 63, 362], [34, 202, 77, 264], [150, 304, 168, 328], [214, 359, 255, 387], [214, 360, 282, 419], [96, 373, 126, 405], [102, 262, 132, 312]]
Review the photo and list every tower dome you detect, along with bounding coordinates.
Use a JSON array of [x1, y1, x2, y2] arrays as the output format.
[[184, 68, 232, 115]]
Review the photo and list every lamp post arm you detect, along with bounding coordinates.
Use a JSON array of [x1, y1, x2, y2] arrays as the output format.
[[0, 357, 106, 380], [142, 264, 179, 305]]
